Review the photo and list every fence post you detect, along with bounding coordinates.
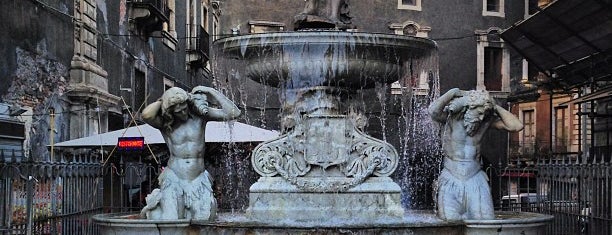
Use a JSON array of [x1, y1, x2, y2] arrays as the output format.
[[26, 175, 35, 235]]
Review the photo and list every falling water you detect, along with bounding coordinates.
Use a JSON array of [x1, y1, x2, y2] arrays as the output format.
[[211, 32, 443, 212]]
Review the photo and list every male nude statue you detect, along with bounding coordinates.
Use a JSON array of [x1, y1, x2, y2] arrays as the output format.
[[428, 88, 523, 220], [302, 0, 348, 22], [295, 0, 352, 29], [140, 86, 241, 220]]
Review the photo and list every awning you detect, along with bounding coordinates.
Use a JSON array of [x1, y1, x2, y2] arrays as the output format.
[[562, 86, 612, 105], [52, 121, 279, 148], [500, 0, 612, 88]]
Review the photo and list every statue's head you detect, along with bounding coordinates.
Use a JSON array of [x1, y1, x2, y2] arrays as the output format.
[[161, 87, 190, 131], [447, 90, 495, 136]]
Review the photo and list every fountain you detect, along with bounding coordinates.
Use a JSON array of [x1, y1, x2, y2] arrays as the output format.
[[93, 1, 552, 234]]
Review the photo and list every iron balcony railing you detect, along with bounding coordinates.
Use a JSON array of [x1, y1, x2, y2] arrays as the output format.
[[187, 26, 210, 68], [198, 28, 210, 62], [128, 0, 170, 32], [131, 0, 170, 20]]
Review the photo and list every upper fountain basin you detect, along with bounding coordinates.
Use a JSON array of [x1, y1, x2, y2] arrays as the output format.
[[214, 31, 436, 89]]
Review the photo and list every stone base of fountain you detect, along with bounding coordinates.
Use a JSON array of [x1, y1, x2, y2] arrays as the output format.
[[247, 176, 404, 222], [93, 211, 552, 235], [92, 214, 194, 235]]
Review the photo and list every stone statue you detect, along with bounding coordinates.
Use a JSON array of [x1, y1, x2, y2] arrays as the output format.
[[428, 88, 523, 220], [140, 86, 241, 220], [294, 0, 353, 30]]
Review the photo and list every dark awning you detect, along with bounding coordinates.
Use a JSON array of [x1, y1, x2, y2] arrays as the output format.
[[500, 0, 612, 88], [562, 86, 612, 105]]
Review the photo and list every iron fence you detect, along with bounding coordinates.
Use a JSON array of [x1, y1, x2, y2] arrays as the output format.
[[0, 154, 103, 235], [491, 152, 612, 235], [0, 152, 163, 235], [2, 146, 610, 235]]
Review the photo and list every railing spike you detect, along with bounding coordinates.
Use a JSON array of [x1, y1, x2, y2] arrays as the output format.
[[575, 154, 580, 164]]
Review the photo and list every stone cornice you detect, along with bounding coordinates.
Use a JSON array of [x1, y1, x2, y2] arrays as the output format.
[[70, 56, 108, 78], [66, 84, 121, 108]]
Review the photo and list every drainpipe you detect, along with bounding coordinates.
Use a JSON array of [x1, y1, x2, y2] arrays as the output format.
[[549, 90, 554, 156]]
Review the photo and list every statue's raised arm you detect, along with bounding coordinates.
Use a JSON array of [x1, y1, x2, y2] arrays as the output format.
[[491, 103, 524, 132], [190, 86, 241, 121], [427, 88, 465, 123]]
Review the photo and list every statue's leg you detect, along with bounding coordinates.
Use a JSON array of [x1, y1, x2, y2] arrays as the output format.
[[157, 169, 185, 219], [185, 170, 217, 220], [465, 171, 495, 220], [436, 170, 464, 220]]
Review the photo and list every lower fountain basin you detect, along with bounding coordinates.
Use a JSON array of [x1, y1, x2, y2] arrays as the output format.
[[93, 211, 552, 235], [92, 214, 194, 235], [464, 211, 554, 235]]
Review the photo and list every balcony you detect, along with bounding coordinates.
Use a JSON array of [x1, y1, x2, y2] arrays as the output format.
[[187, 27, 210, 69], [128, 0, 169, 36]]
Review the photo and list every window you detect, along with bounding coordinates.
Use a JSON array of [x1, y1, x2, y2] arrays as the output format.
[[211, 1, 220, 40], [0, 118, 25, 161], [554, 106, 570, 152], [202, 0, 209, 33], [486, 0, 500, 11], [161, 0, 177, 50], [398, 0, 422, 11], [186, 0, 198, 50], [483, 0, 504, 17], [522, 110, 535, 151], [484, 47, 503, 91], [134, 70, 146, 112], [476, 28, 509, 93]]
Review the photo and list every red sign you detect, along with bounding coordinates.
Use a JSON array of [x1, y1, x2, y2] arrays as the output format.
[[117, 137, 145, 150]]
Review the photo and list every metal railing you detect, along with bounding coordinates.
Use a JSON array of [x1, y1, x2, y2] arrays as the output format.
[[0, 154, 104, 235], [2, 145, 610, 235], [492, 153, 612, 235], [0, 152, 162, 235], [129, 0, 170, 21]]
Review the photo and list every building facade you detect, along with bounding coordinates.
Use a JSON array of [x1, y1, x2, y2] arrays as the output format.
[[0, 0, 216, 161]]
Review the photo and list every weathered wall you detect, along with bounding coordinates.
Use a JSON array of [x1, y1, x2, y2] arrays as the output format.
[[0, 0, 74, 160], [0, 0, 213, 160]]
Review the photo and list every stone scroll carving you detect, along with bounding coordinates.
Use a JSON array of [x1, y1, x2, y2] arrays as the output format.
[[252, 114, 398, 192]]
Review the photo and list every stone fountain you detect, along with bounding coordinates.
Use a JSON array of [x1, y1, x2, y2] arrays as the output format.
[[93, 1, 552, 234]]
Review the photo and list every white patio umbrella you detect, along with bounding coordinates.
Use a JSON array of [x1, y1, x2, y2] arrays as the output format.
[[52, 121, 279, 148]]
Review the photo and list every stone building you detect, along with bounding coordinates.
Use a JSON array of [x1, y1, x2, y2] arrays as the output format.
[[0, 0, 217, 160]]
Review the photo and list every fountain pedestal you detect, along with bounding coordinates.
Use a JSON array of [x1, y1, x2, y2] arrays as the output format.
[[246, 85, 403, 222], [248, 177, 404, 221]]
